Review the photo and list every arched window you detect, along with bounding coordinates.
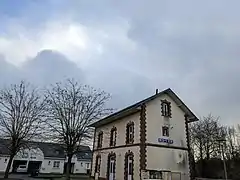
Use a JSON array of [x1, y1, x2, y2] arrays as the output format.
[[124, 151, 134, 180], [126, 122, 134, 144], [107, 152, 116, 180], [97, 131, 103, 148], [110, 127, 117, 147], [95, 155, 101, 173]]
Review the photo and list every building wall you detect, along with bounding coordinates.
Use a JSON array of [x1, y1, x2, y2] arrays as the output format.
[[0, 156, 9, 172], [91, 92, 192, 179], [145, 94, 187, 148], [0, 149, 91, 174], [40, 159, 64, 174], [69, 155, 91, 174], [146, 146, 189, 180], [94, 112, 141, 149], [91, 146, 140, 180], [145, 94, 190, 180], [73, 160, 91, 174]]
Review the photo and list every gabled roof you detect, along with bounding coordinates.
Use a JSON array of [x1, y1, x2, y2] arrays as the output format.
[[0, 139, 10, 155], [0, 139, 65, 158], [0, 139, 92, 160], [75, 146, 92, 160], [90, 88, 199, 127]]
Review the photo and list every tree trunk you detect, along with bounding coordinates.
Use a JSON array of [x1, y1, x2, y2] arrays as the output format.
[[66, 154, 73, 180], [4, 154, 14, 179], [200, 141, 204, 177]]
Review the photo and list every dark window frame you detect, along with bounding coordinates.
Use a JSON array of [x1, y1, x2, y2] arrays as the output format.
[[53, 161, 60, 168], [124, 150, 134, 180], [95, 155, 101, 173], [97, 131, 103, 148], [126, 122, 134, 144], [110, 127, 117, 147], [161, 100, 172, 117], [162, 126, 169, 137]]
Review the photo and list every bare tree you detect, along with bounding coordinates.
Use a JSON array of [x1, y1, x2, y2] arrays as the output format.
[[191, 114, 224, 160], [0, 81, 46, 178], [190, 114, 225, 177], [45, 79, 111, 180]]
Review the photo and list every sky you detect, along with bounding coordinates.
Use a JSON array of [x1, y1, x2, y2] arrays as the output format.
[[0, 0, 240, 125]]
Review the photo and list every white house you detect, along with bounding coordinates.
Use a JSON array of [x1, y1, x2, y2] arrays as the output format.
[[0, 139, 92, 175], [90, 88, 198, 180]]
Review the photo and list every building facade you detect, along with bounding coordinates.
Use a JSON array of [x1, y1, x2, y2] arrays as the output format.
[[90, 88, 198, 180], [0, 140, 92, 175]]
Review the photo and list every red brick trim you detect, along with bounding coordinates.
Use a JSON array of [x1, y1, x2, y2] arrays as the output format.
[[90, 128, 96, 175], [109, 126, 117, 147], [95, 154, 101, 174], [161, 99, 172, 118], [146, 143, 188, 150], [126, 121, 134, 144], [106, 152, 116, 180], [93, 143, 140, 152], [139, 104, 147, 172], [97, 131, 103, 149]]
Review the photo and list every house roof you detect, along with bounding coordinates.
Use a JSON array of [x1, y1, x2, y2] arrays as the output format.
[[0, 139, 10, 155], [35, 142, 65, 158], [90, 88, 199, 128], [0, 139, 91, 160], [75, 146, 92, 160]]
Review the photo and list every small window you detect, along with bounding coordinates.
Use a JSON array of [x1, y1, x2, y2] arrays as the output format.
[[161, 100, 171, 117], [126, 122, 134, 144], [53, 161, 60, 168], [149, 170, 162, 179], [110, 127, 117, 147], [162, 126, 169, 137], [81, 162, 83, 167], [97, 132, 103, 148], [22, 153, 28, 158], [4, 159, 7, 163], [86, 163, 90, 169], [48, 161, 51, 165]]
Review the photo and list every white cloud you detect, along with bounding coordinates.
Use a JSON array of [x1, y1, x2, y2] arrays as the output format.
[[0, 16, 136, 69]]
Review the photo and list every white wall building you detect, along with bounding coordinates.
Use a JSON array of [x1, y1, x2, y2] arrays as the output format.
[[0, 140, 92, 175], [90, 88, 198, 180]]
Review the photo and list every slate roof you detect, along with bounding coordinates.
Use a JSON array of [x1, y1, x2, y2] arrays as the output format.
[[90, 88, 199, 127], [0, 139, 10, 155], [0, 139, 91, 160], [75, 146, 92, 160]]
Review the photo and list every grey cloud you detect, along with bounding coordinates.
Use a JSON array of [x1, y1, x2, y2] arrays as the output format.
[[0, 55, 22, 86], [2, 0, 240, 124], [21, 50, 84, 86], [0, 50, 84, 87]]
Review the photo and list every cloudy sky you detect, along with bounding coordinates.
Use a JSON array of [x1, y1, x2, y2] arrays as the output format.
[[0, 0, 239, 125]]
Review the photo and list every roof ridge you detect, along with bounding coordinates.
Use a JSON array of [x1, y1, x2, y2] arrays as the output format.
[[90, 88, 198, 127]]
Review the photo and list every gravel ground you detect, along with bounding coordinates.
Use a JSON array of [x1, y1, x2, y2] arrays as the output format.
[[0, 174, 91, 180], [0, 174, 46, 180]]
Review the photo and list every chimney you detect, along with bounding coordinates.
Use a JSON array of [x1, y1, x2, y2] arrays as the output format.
[[155, 89, 158, 95]]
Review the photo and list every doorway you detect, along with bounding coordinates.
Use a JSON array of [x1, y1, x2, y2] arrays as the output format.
[[127, 155, 133, 180], [27, 161, 42, 173], [124, 151, 134, 180], [108, 155, 116, 180]]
